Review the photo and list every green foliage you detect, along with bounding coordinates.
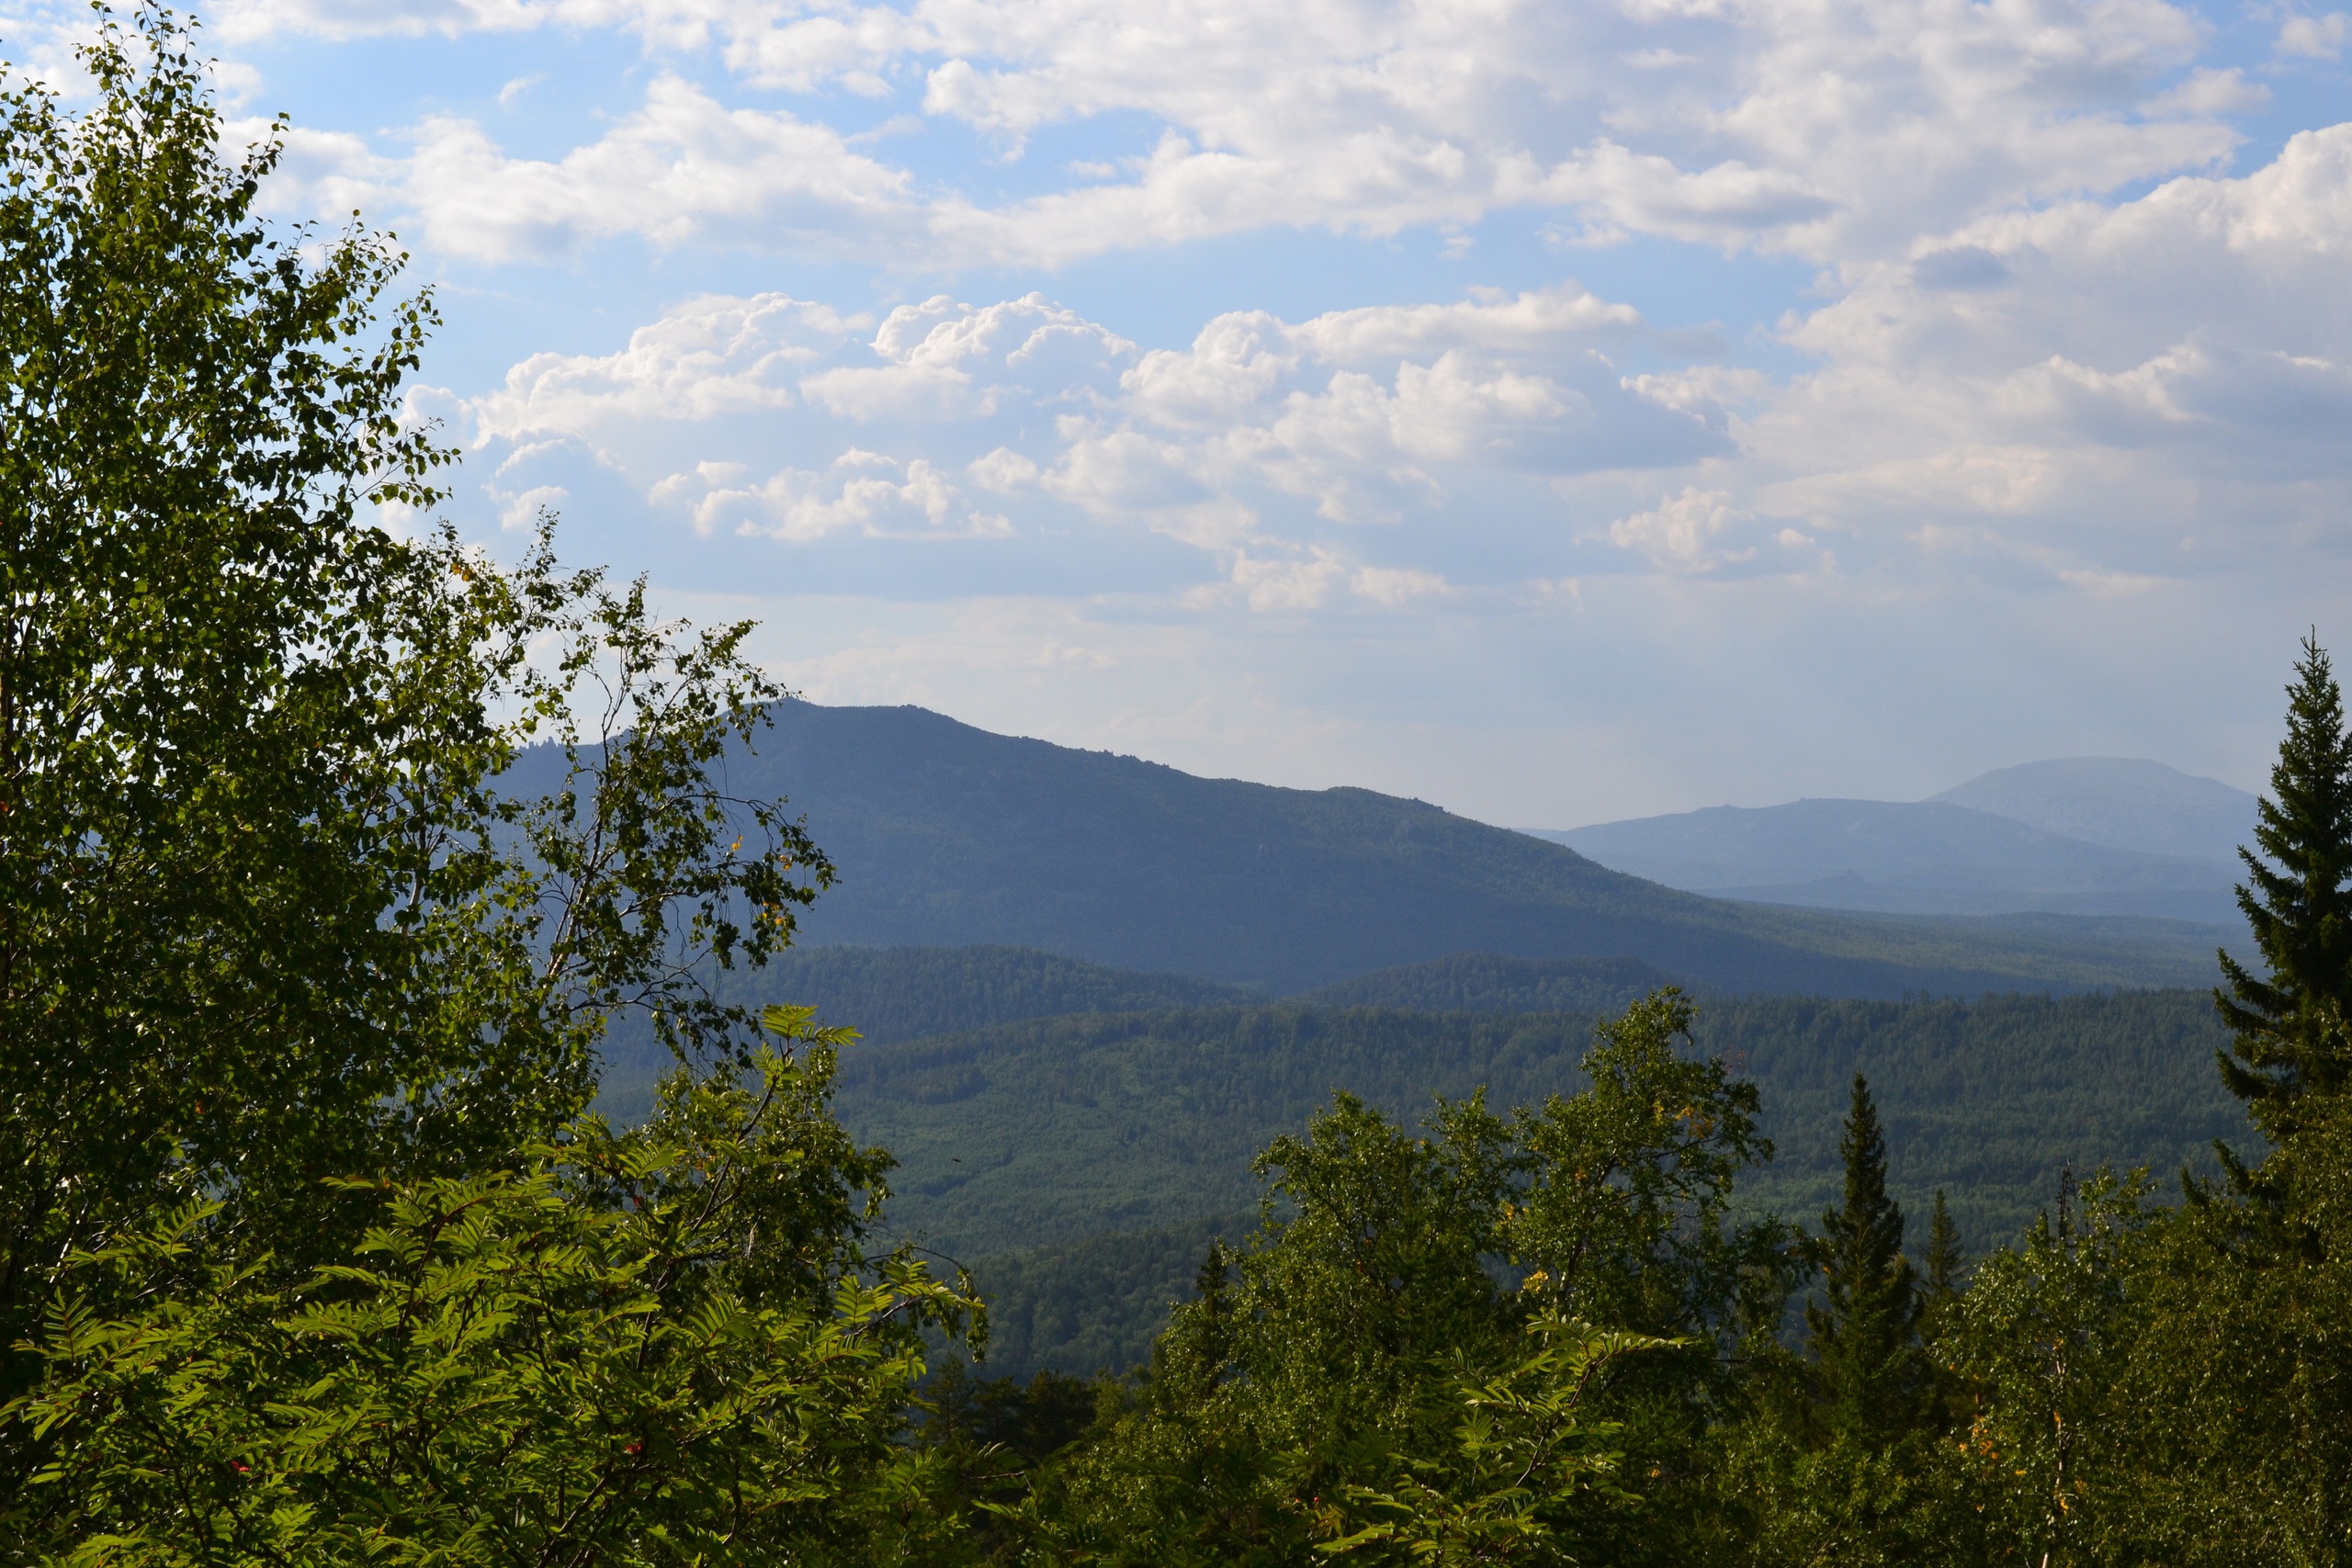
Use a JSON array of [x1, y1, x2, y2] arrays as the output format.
[[1943, 1169, 2154, 1565], [1311, 1316, 1680, 1567], [1505, 992, 1783, 1351], [1, 1012, 979, 1566], [2217, 633, 2352, 1135], [831, 1005, 1595, 1255], [0, 6, 823, 1434], [1036, 991, 1779, 1566], [0, 16, 855, 1545], [1295, 953, 1683, 1013], [1805, 1077, 1928, 1450], [960, 1214, 1253, 1383], [597, 945, 1250, 1122], [810, 987, 2244, 1268], [1727, 1077, 1950, 1568]]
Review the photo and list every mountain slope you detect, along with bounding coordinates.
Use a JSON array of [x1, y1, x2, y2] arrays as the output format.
[[1534, 797, 2238, 921], [1295, 953, 1683, 1012], [1933, 757, 2257, 863], [833, 990, 2245, 1260], [586, 700, 2228, 994], [938, 989, 2245, 1381]]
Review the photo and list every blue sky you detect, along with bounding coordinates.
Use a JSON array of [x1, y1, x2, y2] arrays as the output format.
[[13, 0, 2350, 826]]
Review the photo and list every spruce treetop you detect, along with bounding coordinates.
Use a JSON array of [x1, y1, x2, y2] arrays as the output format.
[[2217, 632, 2352, 1138]]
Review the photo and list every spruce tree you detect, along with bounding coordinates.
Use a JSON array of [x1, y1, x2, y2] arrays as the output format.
[[2217, 633, 2352, 1139], [1923, 1190, 1966, 1305], [1806, 1075, 1927, 1448]]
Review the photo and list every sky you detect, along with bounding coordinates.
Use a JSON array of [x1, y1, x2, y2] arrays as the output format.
[[11, 0, 2350, 827]]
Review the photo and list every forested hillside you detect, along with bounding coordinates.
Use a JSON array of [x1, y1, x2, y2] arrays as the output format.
[[592, 944, 1254, 1121], [1294, 952, 1684, 1010], [585, 945, 2250, 1380], [523, 700, 2236, 994], [840, 989, 2240, 1260], [815, 987, 2249, 1381]]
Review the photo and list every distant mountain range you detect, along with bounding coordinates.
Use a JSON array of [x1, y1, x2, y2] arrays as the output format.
[[1531, 758, 2258, 923], [539, 702, 2237, 998]]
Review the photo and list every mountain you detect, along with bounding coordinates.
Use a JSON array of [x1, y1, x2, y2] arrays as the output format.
[[1533, 797, 2239, 922], [551, 700, 2231, 996], [1933, 757, 2258, 863]]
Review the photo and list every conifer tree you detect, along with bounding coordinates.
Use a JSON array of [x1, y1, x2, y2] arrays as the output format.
[[1807, 1075, 1927, 1447], [1923, 1190, 1966, 1306], [2217, 633, 2352, 1138]]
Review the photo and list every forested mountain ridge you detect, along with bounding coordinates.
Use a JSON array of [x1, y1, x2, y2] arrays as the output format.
[[1538, 757, 2256, 922], [1542, 797, 2236, 921], [810, 988, 2243, 1260], [522, 699, 2235, 995], [828, 985, 2245, 1381]]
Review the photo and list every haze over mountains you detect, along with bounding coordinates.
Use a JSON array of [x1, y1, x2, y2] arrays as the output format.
[[618, 701, 2236, 998], [1535, 759, 2257, 924]]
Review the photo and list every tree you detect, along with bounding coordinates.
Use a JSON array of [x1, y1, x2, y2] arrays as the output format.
[[1806, 1075, 1927, 1449], [1922, 1190, 1966, 1308], [1037, 991, 1785, 1566], [0, 7, 820, 1383], [1504, 989, 1784, 1351], [0, 6, 832, 1502], [2217, 632, 2352, 1139], [1950, 1170, 2155, 1567], [2, 1008, 981, 1565]]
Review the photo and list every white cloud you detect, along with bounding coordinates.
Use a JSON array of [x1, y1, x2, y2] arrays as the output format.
[[1705, 124, 2352, 580], [224, 0, 2263, 270], [440, 107, 2352, 634], [800, 293, 1136, 420], [473, 294, 863, 444], [259, 76, 920, 265], [1609, 487, 1758, 572], [2278, 13, 2350, 58], [668, 450, 1001, 542]]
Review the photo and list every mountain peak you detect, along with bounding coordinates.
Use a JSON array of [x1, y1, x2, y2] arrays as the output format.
[[1930, 758, 2256, 862]]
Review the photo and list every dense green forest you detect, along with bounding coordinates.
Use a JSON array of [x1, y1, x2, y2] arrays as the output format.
[[830, 991, 2242, 1261], [846, 987, 2242, 1380], [1294, 951, 1686, 1010], [595, 947, 2248, 1382], [14, 28, 2352, 1565], [593, 944, 1256, 1121]]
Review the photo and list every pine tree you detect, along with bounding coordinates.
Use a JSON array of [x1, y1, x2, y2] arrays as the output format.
[[2217, 633, 2352, 1139], [1923, 1190, 1966, 1305], [1807, 1075, 1928, 1448]]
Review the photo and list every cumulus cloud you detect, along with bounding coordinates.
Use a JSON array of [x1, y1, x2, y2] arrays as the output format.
[[800, 293, 1135, 420], [2277, 13, 2350, 58], [222, 0, 2262, 269], [1714, 124, 2352, 578], [474, 293, 864, 444], [252, 75, 920, 265], [660, 449, 1007, 542], [1051, 286, 1728, 540], [458, 276, 1736, 604]]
